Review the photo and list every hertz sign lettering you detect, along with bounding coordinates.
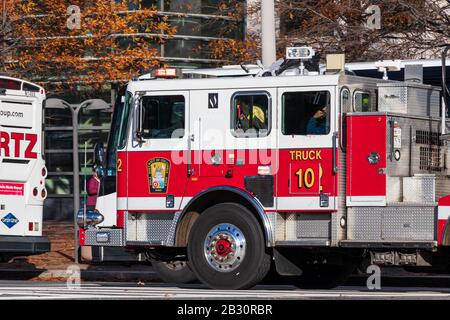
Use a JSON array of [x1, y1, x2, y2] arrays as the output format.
[[0, 132, 37, 159]]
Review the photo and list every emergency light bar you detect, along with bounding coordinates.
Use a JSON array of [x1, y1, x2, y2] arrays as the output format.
[[155, 68, 177, 78], [286, 47, 315, 60]]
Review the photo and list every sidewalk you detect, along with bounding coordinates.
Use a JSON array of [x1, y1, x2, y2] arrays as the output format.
[[0, 221, 158, 283]]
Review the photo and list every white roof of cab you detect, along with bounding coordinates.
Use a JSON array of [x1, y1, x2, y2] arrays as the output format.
[[126, 74, 341, 93]]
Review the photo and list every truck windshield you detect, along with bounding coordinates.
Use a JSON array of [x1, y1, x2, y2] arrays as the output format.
[[105, 91, 131, 176]]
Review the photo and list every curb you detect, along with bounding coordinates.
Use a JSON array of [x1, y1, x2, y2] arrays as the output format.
[[2, 268, 450, 287]]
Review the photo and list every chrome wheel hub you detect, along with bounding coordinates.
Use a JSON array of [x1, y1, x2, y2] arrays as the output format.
[[204, 223, 246, 272]]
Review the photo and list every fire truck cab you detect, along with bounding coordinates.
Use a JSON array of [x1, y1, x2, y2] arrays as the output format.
[[79, 49, 450, 289]]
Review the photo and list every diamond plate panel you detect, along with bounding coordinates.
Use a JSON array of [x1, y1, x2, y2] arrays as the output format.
[[347, 206, 435, 241], [126, 212, 136, 241], [382, 206, 435, 240], [379, 85, 407, 113], [403, 175, 435, 204], [275, 213, 285, 241], [347, 208, 382, 240], [126, 212, 175, 245], [85, 228, 124, 247], [285, 213, 296, 241], [296, 213, 331, 239], [378, 83, 440, 118], [137, 213, 173, 243]]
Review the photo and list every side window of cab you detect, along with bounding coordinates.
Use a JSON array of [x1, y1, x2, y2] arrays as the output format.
[[231, 92, 271, 138]]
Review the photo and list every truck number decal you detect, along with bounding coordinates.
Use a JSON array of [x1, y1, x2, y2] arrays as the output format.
[[117, 158, 123, 173], [295, 168, 315, 189], [293, 164, 323, 192]]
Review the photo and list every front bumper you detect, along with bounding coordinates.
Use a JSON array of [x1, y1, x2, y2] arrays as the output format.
[[0, 235, 51, 254], [84, 228, 124, 247], [90, 246, 144, 263]]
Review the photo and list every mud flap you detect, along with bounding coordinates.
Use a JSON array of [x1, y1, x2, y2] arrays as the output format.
[[273, 248, 302, 276]]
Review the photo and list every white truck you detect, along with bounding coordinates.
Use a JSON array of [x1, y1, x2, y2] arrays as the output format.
[[0, 76, 50, 260]]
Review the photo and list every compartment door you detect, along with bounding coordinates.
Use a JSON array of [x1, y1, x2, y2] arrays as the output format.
[[346, 114, 387, 206]]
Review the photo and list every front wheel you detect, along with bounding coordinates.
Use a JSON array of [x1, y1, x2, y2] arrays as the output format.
[[187, 203, 271, 290]]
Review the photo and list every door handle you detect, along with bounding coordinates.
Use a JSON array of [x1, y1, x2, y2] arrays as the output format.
[[367, 152, 380, 165]]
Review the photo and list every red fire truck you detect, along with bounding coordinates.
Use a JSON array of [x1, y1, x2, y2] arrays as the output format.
[[78, 47, 450, 289]]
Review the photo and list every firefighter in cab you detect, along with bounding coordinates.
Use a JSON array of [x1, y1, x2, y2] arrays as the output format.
[[237, 98, 267, 132], [306, 92, 329, 135]]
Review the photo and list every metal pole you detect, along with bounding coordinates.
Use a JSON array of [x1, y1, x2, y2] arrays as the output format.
[[72, 106, 81, 264], [442, 45, 449, 135], [261, 0, 276, 67]]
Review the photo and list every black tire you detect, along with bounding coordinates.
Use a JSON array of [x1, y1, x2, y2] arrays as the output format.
[[187, 202, 271, 290], [292, 263, 355, 289], [152, 260, 197, 284]]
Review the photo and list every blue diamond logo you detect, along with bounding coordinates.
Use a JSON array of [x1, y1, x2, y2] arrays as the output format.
[[2, 213, 19, 229]]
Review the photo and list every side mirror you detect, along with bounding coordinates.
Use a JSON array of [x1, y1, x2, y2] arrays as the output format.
[[95, 165, 105, 179], [93, 142, 105, 167]]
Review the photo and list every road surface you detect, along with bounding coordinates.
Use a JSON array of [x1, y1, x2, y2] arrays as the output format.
[[0, 281, 449, 299]]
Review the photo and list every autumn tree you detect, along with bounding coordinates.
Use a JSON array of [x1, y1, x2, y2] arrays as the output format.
[[0, 0, 21, 71], [207, 0, 450, 63], [204, 1, 257, 64], [277, 0, 450, 61], [171, 0, 256, 65], [2, 0, 175, 92]]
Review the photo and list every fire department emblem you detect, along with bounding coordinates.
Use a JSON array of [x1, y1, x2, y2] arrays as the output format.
[[147, 158, 170, 193]]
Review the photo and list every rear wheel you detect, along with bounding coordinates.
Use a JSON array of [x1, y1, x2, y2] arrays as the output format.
[[187, 203, 271, 290], [152, 260, 197, 284], [292, 263, 355, 289]]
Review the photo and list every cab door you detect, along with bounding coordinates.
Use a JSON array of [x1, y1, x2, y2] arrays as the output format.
[[125, 91, 190, 212], [276, 87, 337, 212]]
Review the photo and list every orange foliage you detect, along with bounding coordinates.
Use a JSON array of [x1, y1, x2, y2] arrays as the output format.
[[1, 0, 175, 89], [198, 0, 258, 64], [208, 38, 258, 65]]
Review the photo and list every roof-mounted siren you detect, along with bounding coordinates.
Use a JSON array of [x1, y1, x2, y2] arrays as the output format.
[[374, 60, 401, 80], [286, 47, 315, 75]]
